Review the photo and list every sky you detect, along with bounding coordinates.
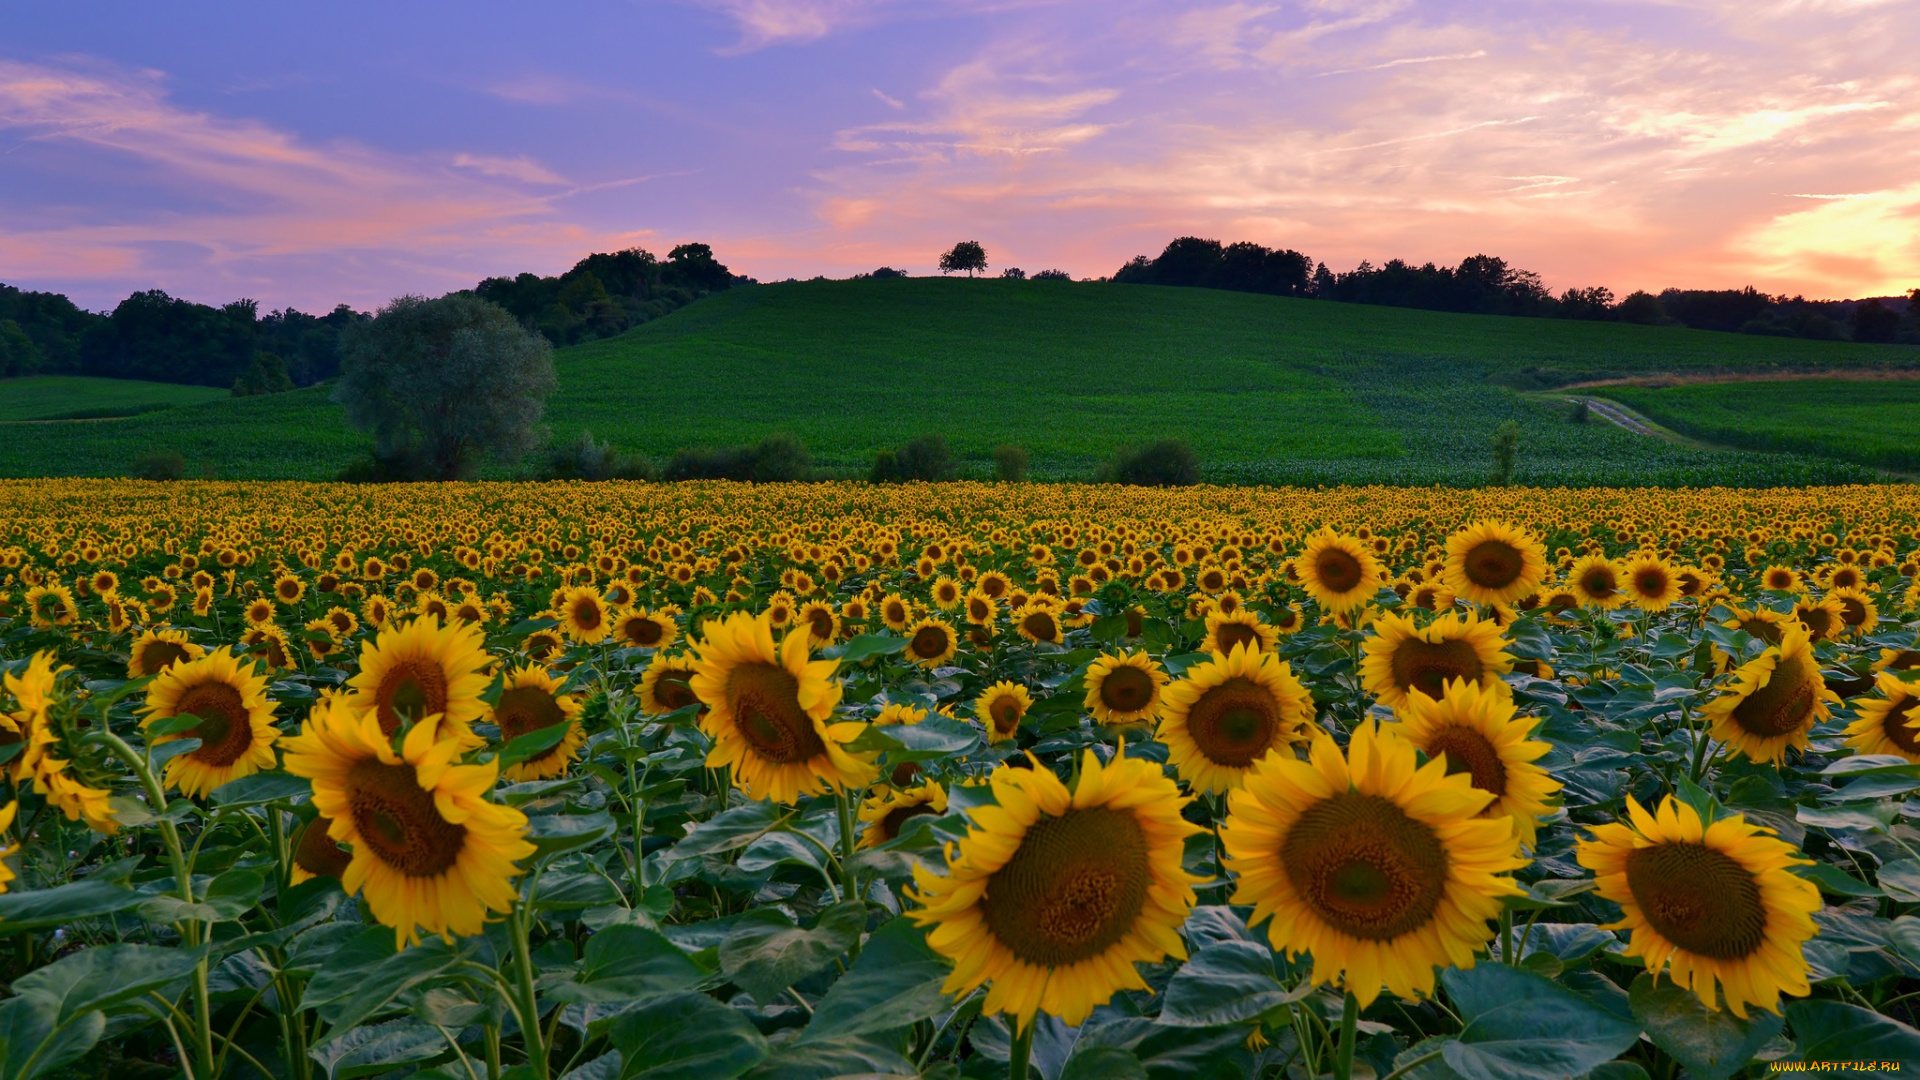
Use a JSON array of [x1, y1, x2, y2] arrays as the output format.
[[1, 0, 1916, 313]]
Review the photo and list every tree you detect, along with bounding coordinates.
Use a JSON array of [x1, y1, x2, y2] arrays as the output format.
[[0, 318, 42, 377], [1000, 267, 1026, 280], [1490, 420, 1521, 485], [993, 444, 1029, 482], [1616, 291, 1664, 325], [1850, 299, 1900, 344], [232, 351, 293, 396], [334, 294, 556, 480], [939, 241, 988, 277]]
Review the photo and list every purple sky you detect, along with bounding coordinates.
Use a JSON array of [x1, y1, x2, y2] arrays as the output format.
[[2, 0, 1916, 312]]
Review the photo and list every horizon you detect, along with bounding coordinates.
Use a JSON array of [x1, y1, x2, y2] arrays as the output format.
[[3, 1, 1917, 313]]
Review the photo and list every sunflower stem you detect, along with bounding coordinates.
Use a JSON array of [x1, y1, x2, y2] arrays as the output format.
[[506, 902, 550, 1080], [1332, 992, 1359, 1080], [1008, 1017, 1036, 1080], [1499, 907, 1514, 964], [836, 788, 866, 955]]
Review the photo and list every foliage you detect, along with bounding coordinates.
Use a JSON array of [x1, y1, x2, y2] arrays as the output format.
[[542, 430, 655, 481], [127, 449, 185, 481], [1114, 236, 1314, 296], [1605, 380, 1920, 474], [231, 352, 294, 397], [1102, 439, 1200, 486], [1491, 419, 1522, 485], [939, 240, 988, 277], [475, 244, 743, 348], [874, 434, 956, 482], [0, 376, 225, 422], [994, 444, 1030, 482], [664, 433, 811, 482], [334, 294, 557, 480]]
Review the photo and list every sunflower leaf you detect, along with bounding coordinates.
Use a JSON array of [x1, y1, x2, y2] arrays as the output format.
[[719, 901, 867, 1005], [1628, 973, 1782, 1080], [498, 721, 574, 770], [1437, 964, 1639, 1080], [0, 879, 147, 932], [606, 990, 770, 1080], [821, 635, 908, 663], [1159, 940, 1311, 1027], [800, 916, 950, 1043], [1784, 999, 1920, 1073]]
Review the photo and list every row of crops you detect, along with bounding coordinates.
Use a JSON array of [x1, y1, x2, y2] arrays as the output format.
[[1, 480, 1919, 1078]]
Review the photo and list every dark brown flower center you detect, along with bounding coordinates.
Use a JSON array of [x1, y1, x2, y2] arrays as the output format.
[[1315, 548, 1363, 594], [1625, 842, 1765, 960], [1731, 650, 1817, 737], [345, 760, 465, 877], [1837, 596, 1868, 627], [808, 610, 835, 640], [1212, 621, 1261, 653], [877, 802, 938, 842], [1186, 677, 1280, 767], [1886, 650, 1920, 672], [1633, 568, 1670, 598], [653, 670, 698, 710], [293, 814, 354, 879], [570, 598, 603, 631], [1798, 607, 1835, 640], [375, 658, 448, 734], [1284, 792, 1448, 941], [1022, 611, 1059, 641], [1098, 665, 1157, 715], [1389, 638, 1486, 701], [1422, 726, 1507, 797], [909, 625, 950, 660], [134, 640, 190, 677], [989, 694, 1024, 735], [1880, 698, 1920, 755], [981, 806, 1151, 967], [726, 662, 825, 764], [175, 682, 255, 767], [1579, 567, 1619, 599], [496, 685, 567, 759], [1464, 540, 1524, 590], [1736, 618, 1784, 646]]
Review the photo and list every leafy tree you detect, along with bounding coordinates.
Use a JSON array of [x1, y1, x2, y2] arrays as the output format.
[[130, 449, 186, 481], [543, 430, 654, 481], [334, 294, 556, 480], [232, 352, 294, 397], [939, 241, 988, 277], [1490, 420, 1521, 485], [1000, 267, 1026, 280], [1616, 291, 1664, 325], [862, 267, 907, 279], [666, 434, 811, 482], [0, 318, 42, 377], [1850, 299, 1900, 344], [894, 435, 955, 481], [1103, 440, 1199, 486], [1031, 269, 1072, 281], [993, 444, 1029, 482]]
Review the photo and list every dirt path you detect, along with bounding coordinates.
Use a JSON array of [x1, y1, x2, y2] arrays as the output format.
[[1573, 397, 1657, 437], [1559, 368, 1920, 391]]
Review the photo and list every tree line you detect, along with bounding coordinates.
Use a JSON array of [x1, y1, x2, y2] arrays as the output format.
[[1111, 237, 1920, 344], [0, 243, 745, 390]]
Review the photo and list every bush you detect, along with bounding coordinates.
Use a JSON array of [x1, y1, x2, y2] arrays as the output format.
[[1491, 420, 1521, 485], [993, 444, 1029, 482], [1103, 440, 1199, 486], [130, 449, 185, 482], [869, 450, 898, 484], [894, 435, 955, 481], [665, 434, 811, 482], [544, 430, 654, 481], [1031, 269, 1072, 282], [1568, 400, 1590, 424], [232, 351, 293, 397]]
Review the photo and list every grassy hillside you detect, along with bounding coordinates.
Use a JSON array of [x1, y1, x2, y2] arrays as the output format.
[[1604, 379, 1920, 474], [0, 375, 227, 421], [0, 279, 1911, 483]]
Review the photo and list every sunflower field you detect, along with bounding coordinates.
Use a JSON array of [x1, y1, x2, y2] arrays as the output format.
[[4, 479, 1920, 1080]]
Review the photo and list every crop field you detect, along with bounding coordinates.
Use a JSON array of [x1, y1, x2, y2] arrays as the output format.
[[0, 376, 228, 422], [1605, 379, 1920, 475], [3, 478, 1920, 1079], [0, 280, 1912, 484]]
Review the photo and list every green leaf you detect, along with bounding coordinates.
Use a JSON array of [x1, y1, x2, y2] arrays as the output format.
[[0, 992, 104, 1080], [210, 770, 312, 806], [801, 916, 951, 1043], [201, 868, 267, 919], [842, 716, 980, 761], [1628, 973, 1782, 1080], [527, 811, 617, 859], [741, 1036, 917, 1079], [549, 926, 704, 1005], [1796, 861, 1883, 898], [670, 801, 788, 860], [1069, 1019, 1254, 1080], [1877, 858, 1920, 903], [498, 720, 574, 770], [145, 713, 206, 737], [1436, 965, 1640, 1080], [1159, 941, 1309, 1027], [1585, 1064, 1652, 1080], [1798, 804, 1894, 832], [606, 990, 770, 1080], [148, 737, 202, 765], [18, 943, 208, 1028], [304, 928, 467, 1033], [531, 872, 625, 910], [311, 1019, 447, 1080], [821, 634, 908, 663], [719, 900, 867, 1005], [1061, 1046, 1148, 1080], [1784, 999, 1920, 1073], [0, 879, 146, 932]]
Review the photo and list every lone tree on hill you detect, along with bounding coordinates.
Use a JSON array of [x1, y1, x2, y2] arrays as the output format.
[[335, 293, 556, 480], [939, 241, 988, 277]]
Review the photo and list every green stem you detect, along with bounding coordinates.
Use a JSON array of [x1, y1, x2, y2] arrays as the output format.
[[1008, 1017, 1035, 1080], [1379, 1048, 1444, 1080], [507, 903, 550, 1080], [1332, 992, 1359, 1080], [916, 989, 983, 1069], [836, 788, 865, 940], [1500, 907, 1514, 965]]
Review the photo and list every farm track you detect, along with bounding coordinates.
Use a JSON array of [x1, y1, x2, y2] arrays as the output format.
[[1559, 367, 1920, 391]]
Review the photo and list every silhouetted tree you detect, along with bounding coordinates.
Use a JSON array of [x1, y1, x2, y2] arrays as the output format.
[[1616, 291, 1664, 325], [232, 352, 293, 396], [939, 241, 988, 277], [1851, 299, 1900, 344]]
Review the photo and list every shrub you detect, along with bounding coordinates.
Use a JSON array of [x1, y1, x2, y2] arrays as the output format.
[[130, 449, 185, 482], [232, 351, 294, 397], [869, 450, 899, 484], [665, 434, 811, 482], [1491, 420, 1521, 485], [894, 435, 955, 481], [1568, 400, 1590, 424], [993, 444, 1029, 482], [544, 430, 654, 481], [1031, 269, 1072, 281], [1103, 440, 1199, 486]]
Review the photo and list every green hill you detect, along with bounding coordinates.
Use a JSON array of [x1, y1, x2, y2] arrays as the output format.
[[0, 375, 227, 421], [0, 279, 1912, 484]]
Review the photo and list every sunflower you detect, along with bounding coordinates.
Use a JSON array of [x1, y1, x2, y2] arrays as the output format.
[[1790, 596, 1843, 642], [1083, 650, 1169, 725], [491, 664, 586, 781], [1567, 555, 1629, 610], [907, 747, 1202, 1030], [905, 617, 960, 668], [274, 574, 306, 604], [26, 584, 77, 628], [1221, 721, 1524, 1008], [1826, 587, 1877, 638], [931, 576, 964, 611], [1759, 565, 1803, 593], [1013, 602, 1064, 645], [1873, 647, 1920, 675], [555, 586, 612, 644], [874, 702, 930, 727], [1297, 530, 1384, 612], [879, 593, 913, 632], [858, 781, 948, 849], [1842, 672, 1920, 763], [523, 627, 565, 663], [1201, 609, 1277, 656], [1702, 624, 1838, 764], [244, 597, 278, 627], [289, 813, 354, 885], [1158, 644, 1315, 793], [964, 589, 998, 627], [1622, 554, 1683, 611], [639, 652, 701, 715], [344, 616, 492, 742], [283, 702, 534, 947], [141, 648, 280, 798], [1442, 521, 1547, 607], [1576, 796, 1818, 1017], [1389, 679, 1559, 849], [976, 681, 1033, 743], [361, 594, 393, 628], [0, 801, 18, 894], [798, 599, 841, 648], [1359, 610, 1514, 711], [690, 611, 875, 803], [1712, 606, 1789, 672], [127, 628, 205, 679]]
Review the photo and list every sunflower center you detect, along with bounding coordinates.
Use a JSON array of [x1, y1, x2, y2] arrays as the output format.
[[878, 803, 937, 842], [136, 641, 190, 676], [726, 662, 826, 764], [1837, 596, 1868, 626], [1881, 699, 1920, 755], [1464, 541, 1524, 589], [375, 659, 448, 734], [628, 618, 665, 646], [1736, 618, 1783, 646], [496, 685, 567, 759], [1887, 651, 1920, 672], [989, 696, 1024, 735], [1422, 727, 1507, 797], [1315, 549, 1363, 594], [981, 806, 1152, 967], [1099, 665, 1157, 714], [344, 760, 466, 877], [1731, 651, 1817, 737], [175, 683, 255, 767], [1633, 569, 1669, 597], [571, 598, 603, 631], [1389, 639, 1486, 701], [909, 626, 949, 660], [654, 671, 698, 711], [1284, 792, 1448, 941], [1187, 677, 1280, 767], [1023, 611, 1058, 640], [1800, 608, 1834, 638], [1580, 568, 1619, 598], [1625, 842, 1766, 959], [292, 814, 354, 879], [1213, 622, 1261, 653]]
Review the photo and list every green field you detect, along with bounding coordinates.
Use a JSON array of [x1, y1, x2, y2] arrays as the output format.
[[1604, 378, 1920, 474], [0, 279, 1912, 483], [0, 375, 227, 421]]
